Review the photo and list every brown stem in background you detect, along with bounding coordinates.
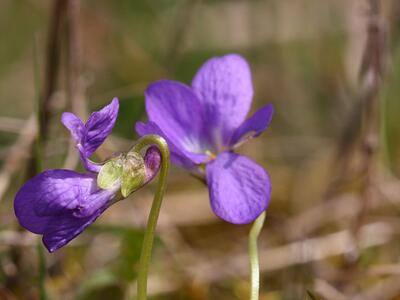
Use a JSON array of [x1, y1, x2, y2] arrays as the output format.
[[325, 1, 386, 200], [352, 0, 386, 242], [320, 2, 387, 290], [66, 0, 85, 118], [3, 1, 69, 297], [324, 0, 386, 231], [39, 0, 68, 141], [64, 0, 87, 169], [27, 0, 68, 178]]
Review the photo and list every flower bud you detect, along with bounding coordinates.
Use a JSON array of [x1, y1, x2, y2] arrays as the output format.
[[97, 151, 146, 197]]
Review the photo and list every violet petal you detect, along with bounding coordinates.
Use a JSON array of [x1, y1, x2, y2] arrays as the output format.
[[192, 54, 254, 148], [42, 203, 109, 252], [206, 152, 271, 224], [61, 98, 119, 173], [14, 169, 116, 252], [230, 104, 274, 147], [136, 121, 208, 169], [144, 80, 212, 154], [143, 146, 161, 182], [61, 112, 85, 142], [83, 97, 119, 157], [14, 170, 93, 232], [77, 147, 102, 173]]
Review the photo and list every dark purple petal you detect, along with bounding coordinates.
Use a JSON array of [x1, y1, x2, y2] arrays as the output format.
[[61, 98, 119, 173], [206, 152, 271, 224], [145, 80, 212, 154], [192, 54, 254, 148], [29, 170, 98, 217], [83, 97, 119, 157], [61, 112, 85, 142], [136, 121, 208, 169], [143, 146, 161, 182], [14, 169, 116, 252], [43, 201, 109, 252], [14, 185, 51, 234], [230, 104, 274, 147], [14, 170, 92, 232], [72, 185, 117, 218], [77, 147, 101, 173]]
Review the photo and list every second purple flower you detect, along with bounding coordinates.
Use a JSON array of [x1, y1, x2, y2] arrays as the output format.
[[136, 54, 273, 224]]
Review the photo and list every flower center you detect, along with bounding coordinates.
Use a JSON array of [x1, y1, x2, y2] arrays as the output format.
[[205, 150, 217, 161]]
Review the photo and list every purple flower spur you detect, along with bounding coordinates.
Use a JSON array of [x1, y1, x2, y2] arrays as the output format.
[[136, 54, 273, 224], [14, 98, 161, 252]]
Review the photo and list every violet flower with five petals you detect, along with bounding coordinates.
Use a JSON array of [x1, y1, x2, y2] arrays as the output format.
[[136, 54, 273, 224], [14, 98, 161, 252]]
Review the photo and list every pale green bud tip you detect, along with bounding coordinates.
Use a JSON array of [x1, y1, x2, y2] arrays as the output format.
[[97, 159, 122, 190], [97, 151, 146, 198]]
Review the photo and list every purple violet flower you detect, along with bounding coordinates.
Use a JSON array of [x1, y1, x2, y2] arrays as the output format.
[[14, 98, 161, 252], [136, 54, 273, 224]]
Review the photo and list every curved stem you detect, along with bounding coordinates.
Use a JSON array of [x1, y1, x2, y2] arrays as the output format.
[[133, 135, 170, 300], [249, 211, 266, 300]]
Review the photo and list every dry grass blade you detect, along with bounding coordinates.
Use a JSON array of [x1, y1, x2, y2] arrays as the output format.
[[138, 221, 395, 297], [0, 115, 37, 201]]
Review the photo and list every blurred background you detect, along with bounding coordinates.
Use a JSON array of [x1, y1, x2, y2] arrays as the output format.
[[1, 0, 400, 299]]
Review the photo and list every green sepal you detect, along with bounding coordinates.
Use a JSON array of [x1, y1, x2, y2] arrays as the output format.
[[97, 159, 123, 190], [120, 152, 146, 198]]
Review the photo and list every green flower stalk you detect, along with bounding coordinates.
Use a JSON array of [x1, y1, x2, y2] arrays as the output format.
[[132, 135, 170, 300], [249, 211, 266, 300]]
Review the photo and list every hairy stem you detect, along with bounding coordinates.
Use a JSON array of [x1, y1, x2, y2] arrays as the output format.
[[133, 135, 170, 300], [249, 211, 266, 300]]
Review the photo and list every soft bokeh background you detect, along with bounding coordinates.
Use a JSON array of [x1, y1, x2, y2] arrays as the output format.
[[1, 0, 400, 299]]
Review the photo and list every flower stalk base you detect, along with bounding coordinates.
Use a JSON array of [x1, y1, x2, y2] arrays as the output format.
[[134, 135, 170, 300], [249, 211, 266, 300]]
